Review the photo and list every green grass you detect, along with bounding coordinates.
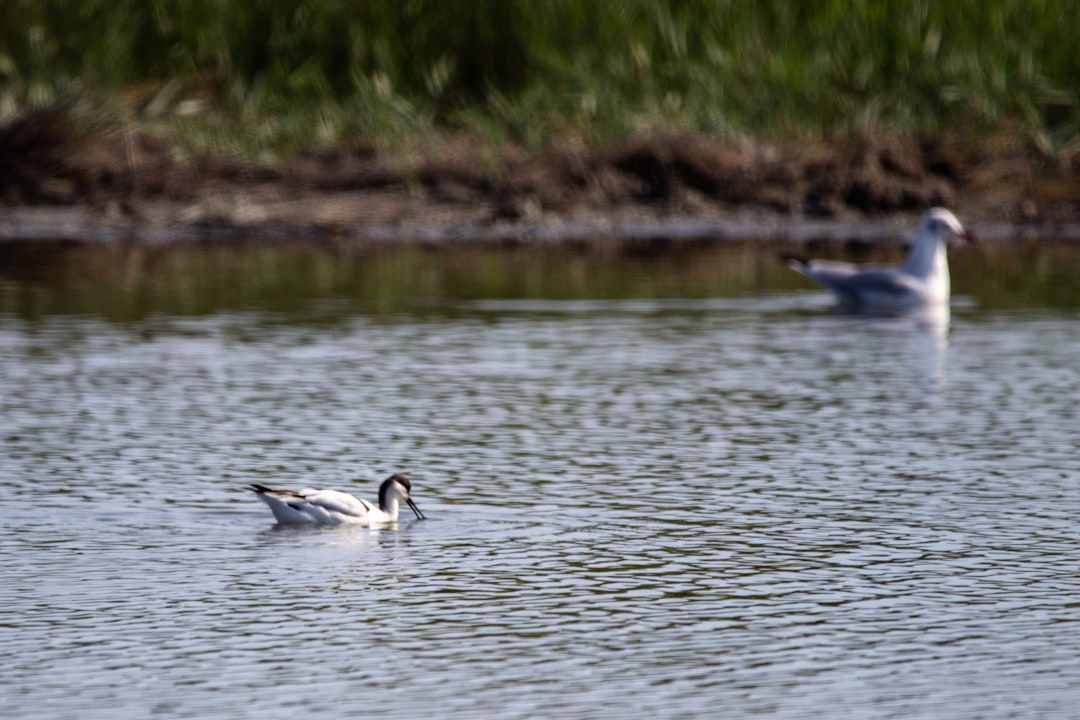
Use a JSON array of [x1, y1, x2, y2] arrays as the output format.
[[1, 1, 1077, 159]]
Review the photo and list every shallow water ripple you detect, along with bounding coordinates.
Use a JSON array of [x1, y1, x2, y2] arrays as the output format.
[[2, 299, 1079, 719]]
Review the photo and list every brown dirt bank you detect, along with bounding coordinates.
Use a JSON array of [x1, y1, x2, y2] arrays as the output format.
[[1, 109, 1078, 243]]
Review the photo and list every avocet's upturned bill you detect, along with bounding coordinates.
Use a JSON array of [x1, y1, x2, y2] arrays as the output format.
[[786, 208, 975, 314], [249, 473, 425, 526]]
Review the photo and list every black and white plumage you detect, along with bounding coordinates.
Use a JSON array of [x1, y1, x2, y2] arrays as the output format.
[[786, 208, 974, 314], [249, 473, 425, 525]]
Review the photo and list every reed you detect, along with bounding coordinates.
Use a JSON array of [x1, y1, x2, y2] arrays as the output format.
[[1, 1, 1076, 156]]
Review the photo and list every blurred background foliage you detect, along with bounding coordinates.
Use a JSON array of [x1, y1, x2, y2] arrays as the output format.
[[0, 0, 1077, 157]]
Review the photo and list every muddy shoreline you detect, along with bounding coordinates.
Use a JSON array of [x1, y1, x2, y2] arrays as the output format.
[[2, 110, 1078, 244]]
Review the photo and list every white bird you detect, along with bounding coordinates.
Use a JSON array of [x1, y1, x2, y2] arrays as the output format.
[[248, 473, 425, 525], [786, 208, 975, 314]]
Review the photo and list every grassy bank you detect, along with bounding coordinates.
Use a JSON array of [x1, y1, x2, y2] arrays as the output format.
[[2, 1, 1078, 159]]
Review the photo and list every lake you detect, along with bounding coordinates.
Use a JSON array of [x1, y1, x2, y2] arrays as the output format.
[[1, 235, 1079, 719]]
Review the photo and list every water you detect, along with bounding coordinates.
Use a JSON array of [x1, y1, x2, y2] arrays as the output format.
[[2, 238, 1079, 719]]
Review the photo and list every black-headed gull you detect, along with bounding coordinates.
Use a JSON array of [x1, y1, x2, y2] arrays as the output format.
[[786, 208, 974, 314], [249, 473, 425, 525]]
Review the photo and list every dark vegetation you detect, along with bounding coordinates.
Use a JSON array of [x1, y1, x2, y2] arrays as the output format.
[[1, 2, 1078, 231]]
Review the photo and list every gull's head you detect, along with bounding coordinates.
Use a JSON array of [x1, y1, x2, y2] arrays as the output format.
[[379, 473, 426, 520], [921, 208, 975, 247]]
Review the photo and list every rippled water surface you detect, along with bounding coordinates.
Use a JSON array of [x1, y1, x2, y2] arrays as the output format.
[[2, 239, 1079, 718]]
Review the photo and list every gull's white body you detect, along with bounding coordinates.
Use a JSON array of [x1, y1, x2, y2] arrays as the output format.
[[249, 474, 424, 526], [787, 208, 973, 314]]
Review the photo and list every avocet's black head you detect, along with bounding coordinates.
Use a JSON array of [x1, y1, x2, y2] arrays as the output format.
[[378, 473, 425, 520]]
